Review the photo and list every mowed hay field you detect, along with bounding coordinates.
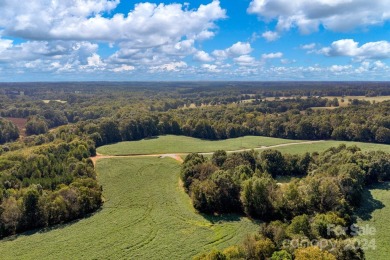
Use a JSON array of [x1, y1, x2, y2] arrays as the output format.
[[98, 135, 390, 156], [275, 141, 390, 154], [0, 157, 257, 259], [97, 135, 305, 155], [356, 183, 390, 260]]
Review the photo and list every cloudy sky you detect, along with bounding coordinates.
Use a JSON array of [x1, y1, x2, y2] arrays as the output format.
[[0, 0, 390, 81]]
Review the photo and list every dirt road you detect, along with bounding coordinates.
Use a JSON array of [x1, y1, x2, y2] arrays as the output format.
[[90, 140, 325, 165]]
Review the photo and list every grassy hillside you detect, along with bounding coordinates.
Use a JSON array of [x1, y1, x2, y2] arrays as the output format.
[[97, 135, 304, 155], [356, 183, 390, 260], [0, 157, 257, 259]]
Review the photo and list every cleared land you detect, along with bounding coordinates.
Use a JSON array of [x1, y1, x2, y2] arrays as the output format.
[[42, 100, 67, 104], [275, 141, 390, 154], [356, 182, 390, 260], [0, 157, 257, 259], [98, 135, 390, 156], [97, 135, 307, 155], [5, 117, 27, 137], [325, 96, 390, 105]]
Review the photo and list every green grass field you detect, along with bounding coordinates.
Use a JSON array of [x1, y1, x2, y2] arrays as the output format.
[[356, 183, 390, 260], [2, 135, 389, 259], [275, 141, 390, 154], [97, 135, 305, 155], [0, 157, 257, 259], [98, 135, 390, 156]]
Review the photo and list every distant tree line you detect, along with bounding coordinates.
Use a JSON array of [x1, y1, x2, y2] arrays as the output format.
[[1, 84, 390, 146], [75, 100, 390, 149]]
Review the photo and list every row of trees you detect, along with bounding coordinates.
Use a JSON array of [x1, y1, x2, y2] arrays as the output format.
[[168, 101, 390, 143], [74, 100, 390, 149], [2, 87, 390, 145]]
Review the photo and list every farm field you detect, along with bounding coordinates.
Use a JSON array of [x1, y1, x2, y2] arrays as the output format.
[[1, 135, 389, 259], [275, 141, 390, 154], [98, 135, 390, 156], [264, 95, 390, 103], [356, 182, 390, 260], [0, 157, 257, 259], [97, 135, 306, 155], [324, 95, 390, 105]]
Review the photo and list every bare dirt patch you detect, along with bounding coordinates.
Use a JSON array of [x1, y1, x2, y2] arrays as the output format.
[[5, 117, 27, 137]]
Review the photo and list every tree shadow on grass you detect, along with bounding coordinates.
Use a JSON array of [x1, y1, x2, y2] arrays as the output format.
[[354, 182, 389, 221], [2, 208, 103, 242], [144, 136, 159, 140], [200, 212, 261, 225]]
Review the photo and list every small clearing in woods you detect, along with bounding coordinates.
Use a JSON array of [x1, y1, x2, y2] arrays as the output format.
[[5, 117, 27, 137]]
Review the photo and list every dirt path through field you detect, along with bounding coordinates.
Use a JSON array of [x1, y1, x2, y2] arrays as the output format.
[[90, 140, 324, 166]]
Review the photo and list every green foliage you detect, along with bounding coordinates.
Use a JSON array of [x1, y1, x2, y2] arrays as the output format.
[[211, 150, 227, 167], [25, 116, 48, 136], [0, 138, 102, 238], [0, 157, 258, 259], [241, 235, 276, 260], [1, 84, 390, 259], [310, 212, 346, 239], [182, 145, 390, 224], [0, 118, 19, 144], [294, 246, 336, 260], [286, 214, 311, 238], [260, 149, 285, 177], [241, 176, 277, 220], [271, 250, 292, 260], [194, 250, 227, 260]]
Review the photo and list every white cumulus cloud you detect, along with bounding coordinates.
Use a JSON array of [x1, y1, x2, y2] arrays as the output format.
[[234, 55, 256, 66], [248, 0, 390, 35], [262, 31, 280, 42], [261, 52, 283, 59], [320, 39, 390, 60], [193, 51, 214, 62], [1, 0, 226, 47], [212, 42, 253, 59], [112, 65, 135, 72], [202, 64, 221, 72], [150, 61, 187, 72]]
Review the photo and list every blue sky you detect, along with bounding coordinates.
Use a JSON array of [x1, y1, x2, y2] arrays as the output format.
[[0, 0, 390, 81]]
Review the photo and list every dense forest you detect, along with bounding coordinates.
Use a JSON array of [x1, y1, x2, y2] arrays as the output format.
[[0, 134, 101, 238], [187, 145, 389, 259], [0, 82, 389, 243], [1, 83, 390, 149], [0, 118, 19, 144]]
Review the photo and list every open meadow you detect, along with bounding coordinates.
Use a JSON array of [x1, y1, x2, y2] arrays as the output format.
[[98, 135, 390, 156], [356, 182, 390, 260], [275, 140, 390, 154], [0, 157, 257, 259], [97, 135, 305, 155]]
